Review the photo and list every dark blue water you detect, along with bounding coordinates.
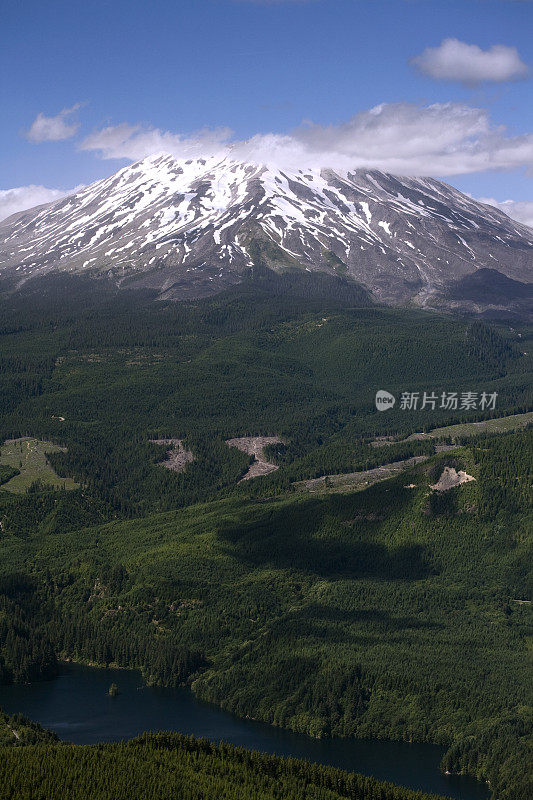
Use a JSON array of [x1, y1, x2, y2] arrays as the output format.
[[0, 663, 489, 800]]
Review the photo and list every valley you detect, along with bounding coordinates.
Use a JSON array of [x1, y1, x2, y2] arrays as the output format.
[[0, 662, 489, 799], [0, 275, 530, 800]]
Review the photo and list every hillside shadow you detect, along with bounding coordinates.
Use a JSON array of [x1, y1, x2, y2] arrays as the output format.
[[218, 494, 437, 581], [264, 604, 444, 645]]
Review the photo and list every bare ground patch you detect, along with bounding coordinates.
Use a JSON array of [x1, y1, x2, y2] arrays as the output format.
[[226, 436, 282, 482], [430, 467, 475, 492], [150, 439, 194, 473], [297, 455, 430, 494]]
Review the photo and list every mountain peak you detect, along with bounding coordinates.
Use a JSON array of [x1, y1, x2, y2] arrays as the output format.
[[1, 156, 531, 311]]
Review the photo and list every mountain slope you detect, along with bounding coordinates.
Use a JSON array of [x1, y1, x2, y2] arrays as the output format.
[[1, 154, 532, 308]]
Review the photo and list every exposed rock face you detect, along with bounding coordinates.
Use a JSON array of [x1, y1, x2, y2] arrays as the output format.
[[1, 153, 532, 312]]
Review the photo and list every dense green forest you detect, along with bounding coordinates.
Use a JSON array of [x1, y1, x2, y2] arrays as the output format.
[[0, 732, 455, 800], [0, 273, 531, 800], [0, 272, 530, 518], [0, 707, 57, 746]]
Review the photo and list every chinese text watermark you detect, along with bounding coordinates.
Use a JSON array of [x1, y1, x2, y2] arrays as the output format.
[[375, 390, 497, 412]]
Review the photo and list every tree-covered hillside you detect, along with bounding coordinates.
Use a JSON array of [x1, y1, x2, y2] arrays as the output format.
[[0, 273, 531, 800], [0, 273, 530, 519], [0, 732, 456, 800], [0, 432, 531, 798]]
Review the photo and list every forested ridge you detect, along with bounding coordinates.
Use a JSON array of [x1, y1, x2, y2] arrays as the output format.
[[0, 706, 57, 746], [0, 273, 531, 800], [0, 732, 454, 800]]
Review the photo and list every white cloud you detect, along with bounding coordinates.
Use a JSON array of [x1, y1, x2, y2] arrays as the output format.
[[79, 123, 232, 161], [479, 197, 533, 229], [411, 39, 528, 85], [79, 102, 533, 178], [25, 103, 83, 143], [0, 186, 75, 223]]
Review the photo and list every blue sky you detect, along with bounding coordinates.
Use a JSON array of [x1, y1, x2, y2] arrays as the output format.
[[2, 0, 533, 223]]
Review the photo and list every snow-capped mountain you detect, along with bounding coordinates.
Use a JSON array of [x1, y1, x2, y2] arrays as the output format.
[[1, 153, 532, 310]]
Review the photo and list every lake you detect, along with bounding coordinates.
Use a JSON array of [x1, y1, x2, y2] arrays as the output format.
[[0, 663, 489, 800]]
